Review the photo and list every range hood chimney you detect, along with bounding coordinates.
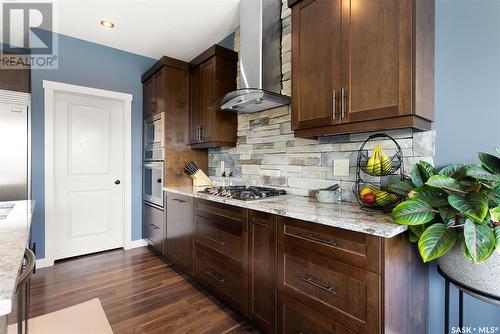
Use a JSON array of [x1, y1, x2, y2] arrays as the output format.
[[221, 0, 291, 114]]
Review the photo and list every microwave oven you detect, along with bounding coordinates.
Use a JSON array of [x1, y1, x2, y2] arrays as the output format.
[[144, 112, 164, 150]]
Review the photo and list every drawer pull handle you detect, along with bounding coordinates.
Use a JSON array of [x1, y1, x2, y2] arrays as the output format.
[[252, 217, 269, 229], [204, 269, 225, 285], [298, 233, 337, 246], [205, 235, 225, 246], [299, 276, 336, 295], [172, 198, 187, 203], [150, 224, 159, 230]]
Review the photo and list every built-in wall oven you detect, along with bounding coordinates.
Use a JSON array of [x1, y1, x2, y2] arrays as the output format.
[[143, 161, 164, 208], [143, 112, 165, 209]]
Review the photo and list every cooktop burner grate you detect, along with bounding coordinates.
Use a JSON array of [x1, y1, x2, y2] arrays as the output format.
[[201, 186, 286, 200]]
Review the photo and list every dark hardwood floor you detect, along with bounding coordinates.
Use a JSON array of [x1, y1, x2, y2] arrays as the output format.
[[27, 247, 257, 333]]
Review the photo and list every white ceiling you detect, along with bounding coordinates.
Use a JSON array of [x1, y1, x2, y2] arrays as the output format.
[[49, 0, 240, 61]]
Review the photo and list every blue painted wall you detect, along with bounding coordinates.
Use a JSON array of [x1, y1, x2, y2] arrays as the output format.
[[29, 31, 155, 258], [431, 0, 500, 332]]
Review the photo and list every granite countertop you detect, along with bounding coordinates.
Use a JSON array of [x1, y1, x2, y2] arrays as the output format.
[[163, 186, 407, 239], [0, 200, 35, 316]]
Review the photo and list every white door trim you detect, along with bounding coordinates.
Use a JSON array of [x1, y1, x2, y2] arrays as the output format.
[[43, 80, 134, 266]]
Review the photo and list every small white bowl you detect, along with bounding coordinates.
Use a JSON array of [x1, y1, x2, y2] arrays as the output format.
[[314, 189, 339, 203]]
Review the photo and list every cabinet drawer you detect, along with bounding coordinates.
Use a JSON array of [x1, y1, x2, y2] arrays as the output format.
[[194, 199, 246, 230], [143, 203, 165, 252], [195, 215, 242, 266], [279, 244, 380, 333], [278, 293, 357, 334], [279, 216, 381, 273], [195, 246, 246, 313]]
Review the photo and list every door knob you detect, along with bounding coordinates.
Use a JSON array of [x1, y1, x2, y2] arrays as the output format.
[[157, 178, 162, 184], [115, 180, 121, 185]]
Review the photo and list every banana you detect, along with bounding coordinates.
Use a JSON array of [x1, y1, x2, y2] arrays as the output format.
[[378, 147, 392, 174], [373, 147, 382, 176], [374, 190, 399, 206]]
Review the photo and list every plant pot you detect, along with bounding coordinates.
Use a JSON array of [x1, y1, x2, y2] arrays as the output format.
[[438, 245, 500, 306]]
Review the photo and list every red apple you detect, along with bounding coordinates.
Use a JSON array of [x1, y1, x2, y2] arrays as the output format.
[[362, 193, 376, 205]]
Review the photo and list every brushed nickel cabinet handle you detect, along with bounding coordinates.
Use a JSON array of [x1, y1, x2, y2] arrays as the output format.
[[341, 88, 346, 119], [332, 90, 336, 119], [298, 233, 337, 247], [252, 217, 269, 229], [205, 235, 225, 246], [172, 198, 187, 203], [204, 269, 225, 284], [299, 276, 336, 295]]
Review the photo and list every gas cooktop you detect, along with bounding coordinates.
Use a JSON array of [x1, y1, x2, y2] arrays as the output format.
[[201, 186, 286, 201]]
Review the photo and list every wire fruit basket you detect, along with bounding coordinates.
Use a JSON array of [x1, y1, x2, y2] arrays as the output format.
[[353, 134, 404, 212]]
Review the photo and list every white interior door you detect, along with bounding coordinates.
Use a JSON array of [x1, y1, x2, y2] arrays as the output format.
[[52, 91, 125, 260]]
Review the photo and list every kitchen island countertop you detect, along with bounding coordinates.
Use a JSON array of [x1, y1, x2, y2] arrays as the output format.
[[163, 186, 407, 238], [0, 200, 35, 316]]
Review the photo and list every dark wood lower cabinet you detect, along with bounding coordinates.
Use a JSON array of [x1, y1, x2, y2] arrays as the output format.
[[278, 293, 356, 334], [143, 203, 165, 254], [166, 193, 194, 275], [162, 197, 428, 334], [248, 211, 277, 333], [194, 245, 247, 314]]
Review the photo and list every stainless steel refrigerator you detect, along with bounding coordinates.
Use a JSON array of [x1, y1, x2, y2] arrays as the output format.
[[0, 89, 31, 201]]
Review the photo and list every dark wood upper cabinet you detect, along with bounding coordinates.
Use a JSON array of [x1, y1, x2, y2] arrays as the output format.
[[289, 0, 435, 137], [189, 45, 238, 148], [0, 59, 30, 93], [143, 77, 154, 119], [141, 56, 208, 188], [291, 0, 342, 130], [153, 69, 165, 114], [248, 211, 277, 334]]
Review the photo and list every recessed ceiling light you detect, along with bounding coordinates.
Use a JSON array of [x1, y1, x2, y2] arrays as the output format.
[[100, 20, 115, 28]]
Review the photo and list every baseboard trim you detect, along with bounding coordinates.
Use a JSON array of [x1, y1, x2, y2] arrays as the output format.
[[36, 240, 147, 268], [36, 258, 52, 269], [124, 239, 148, 250]]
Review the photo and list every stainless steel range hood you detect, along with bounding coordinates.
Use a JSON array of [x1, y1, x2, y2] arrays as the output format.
[[221, 0, 290, 114]]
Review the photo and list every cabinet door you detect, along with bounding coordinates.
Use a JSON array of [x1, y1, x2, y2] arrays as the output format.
[[153, 69, 165, 114], [0, 67, 30, 93], [278, 293, 356, 334], [248, 211, 277, 333], [143, 203, 165, 254], [199, 58, 215, 143], [189, 66, 202, 144], [143, 77, 154, 119], [341, 0, 411, 123], [291, 0, 342, 130], [166, 193, 194, 275]]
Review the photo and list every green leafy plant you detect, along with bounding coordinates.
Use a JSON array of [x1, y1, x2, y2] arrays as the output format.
[[390, 152, 500, 263]]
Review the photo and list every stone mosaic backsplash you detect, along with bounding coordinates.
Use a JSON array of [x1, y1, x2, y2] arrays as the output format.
[[208, 0, 435, 202]]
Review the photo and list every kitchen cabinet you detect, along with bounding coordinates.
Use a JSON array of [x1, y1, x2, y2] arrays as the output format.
[[0, 56, 30, 93], [142, 63, 166, 119], [289, 0, 435, 137], [193, 199, 248, 314], [163, 196, 428, 333], [277, 216, 428, 334], [278, 293, 356, 334], [189, 45, 238, 148], [143, 77, 154, 119], [143, 202, 165, 254], [248, 211, 277, 334], [141, 56, 208, 187], [166, 193, 194, 275]]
